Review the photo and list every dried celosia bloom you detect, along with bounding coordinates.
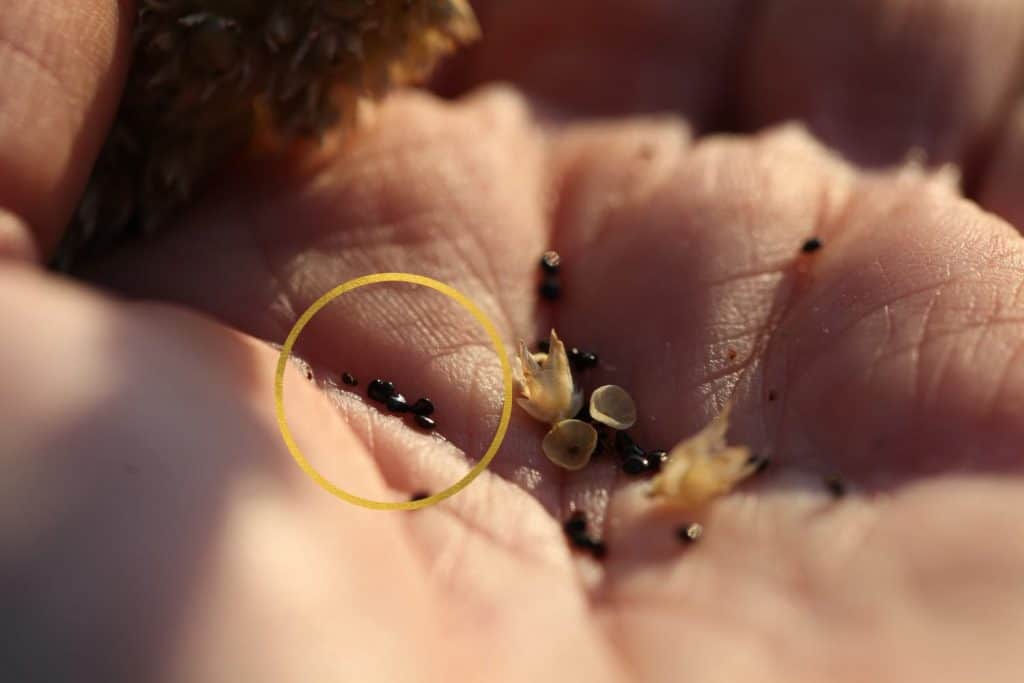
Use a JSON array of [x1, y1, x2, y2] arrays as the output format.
[[56, 0, 479, 267], [649, 401, 758, 509], [542, 419, 598, 471], [589, 384, 637, 430], [513, 329, 583, 425]]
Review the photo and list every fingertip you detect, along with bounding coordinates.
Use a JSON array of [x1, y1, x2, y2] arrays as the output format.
[[0, 208, 39, 264], [0, 1, 135, 258]]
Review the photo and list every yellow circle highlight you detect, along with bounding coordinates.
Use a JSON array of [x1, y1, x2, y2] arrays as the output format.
[[274, 273, 513, 510]]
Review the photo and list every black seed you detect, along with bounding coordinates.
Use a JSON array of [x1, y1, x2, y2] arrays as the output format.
[[586, 539, 607, 560], [540, 250, 561, 274], [385, 393, 409, 412], [747, 454, 771, 474], [646, 450, 668, 473], [623, 455, 650, 475], [563, 511, 587, 538], [767, 390, 778, 402], [801, 237, 823, 254], [410, 490, 430, 502], [342, 372, 358, 386], [536, 340, 551, 353], [411, 397, 434, 416], [676, 522, 703, 543], [539, 277, 561, 301], [581, 352, 599, 369], [368, 378, 395, 402], [615, 431, 645, 459], [415, 414, 437, 430], [825, 475, 846, 498]]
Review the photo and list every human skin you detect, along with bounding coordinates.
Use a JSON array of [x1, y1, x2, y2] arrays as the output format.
[[2, 1, 1024, 681]]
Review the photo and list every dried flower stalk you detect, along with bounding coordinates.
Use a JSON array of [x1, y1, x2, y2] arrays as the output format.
[[57, 0, 479, 267]]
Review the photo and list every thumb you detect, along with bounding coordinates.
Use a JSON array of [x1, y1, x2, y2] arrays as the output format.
[[0, 1, 132, 261]]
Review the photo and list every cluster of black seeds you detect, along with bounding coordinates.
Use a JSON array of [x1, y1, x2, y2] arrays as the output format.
[[57, 0, 479, 268], [563, 511, 606, 559], [612, 431, 669, 476], [367, 378, 436, 430]]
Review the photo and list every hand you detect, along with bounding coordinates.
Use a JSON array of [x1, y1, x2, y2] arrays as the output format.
[[3, 1, 1024, 680]]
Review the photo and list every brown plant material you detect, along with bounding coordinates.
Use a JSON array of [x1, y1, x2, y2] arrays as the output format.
[[57, 0, 478, 268]]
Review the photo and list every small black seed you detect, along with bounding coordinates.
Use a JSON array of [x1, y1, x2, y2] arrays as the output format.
[[385, 393, 409, 412], [410, 491, 430, 502], [801, 237, 823, 254], [623, 455, 650, 475], [767, 389, 778, 402], [825, 475, 846, 498], [539, 277, 561, 301], [368, 378, 396, 402], [646, 450, 668, 473], [540, 250, 561, 274], [586, 539, 607, 560], [581, 352, 599, 369], [676, 522, 703, 543], [342, 372, 358, 386], [411, 397, 434, 416], [615, 431, 645, 459], [536, 340, 551, 353], [563, 511, 587, 537], [415, 414, 437, 430]]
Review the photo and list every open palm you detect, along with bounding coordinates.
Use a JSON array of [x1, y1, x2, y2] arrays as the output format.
[[3, 2, 1024, 681]]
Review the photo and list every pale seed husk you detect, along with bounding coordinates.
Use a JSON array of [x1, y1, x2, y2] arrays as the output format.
[[542, 419, 599, 471], [589, 384, 637, 430]]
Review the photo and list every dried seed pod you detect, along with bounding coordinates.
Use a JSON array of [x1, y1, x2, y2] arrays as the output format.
[[589, 385, 637, 430], [542, 419, 598, 471], [513, 329, 583, 425], [649, 401, 757, 509]]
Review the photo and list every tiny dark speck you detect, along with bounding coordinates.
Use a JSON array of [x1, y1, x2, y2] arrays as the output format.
[[676, 522, 703, 543], [342, 372, 358, 386], [825, 476, 846, 498], [801, 237, 823, 253], [415, 414, 437, 430], [539, 277, 561, 301], [767, 390, 778, 402], [563, 511, 587, 537]]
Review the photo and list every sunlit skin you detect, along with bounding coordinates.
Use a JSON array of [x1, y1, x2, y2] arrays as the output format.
[[2, 1, 1024, 681]]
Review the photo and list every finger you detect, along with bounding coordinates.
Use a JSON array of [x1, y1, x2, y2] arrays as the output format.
[[0, 1, 132, 259], [0, 263, 447, 681], [977, 100, 1024, 231], [0, 208, 37, 261], [434, 0, 749, 126], [740, 0, 1024, 174]]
